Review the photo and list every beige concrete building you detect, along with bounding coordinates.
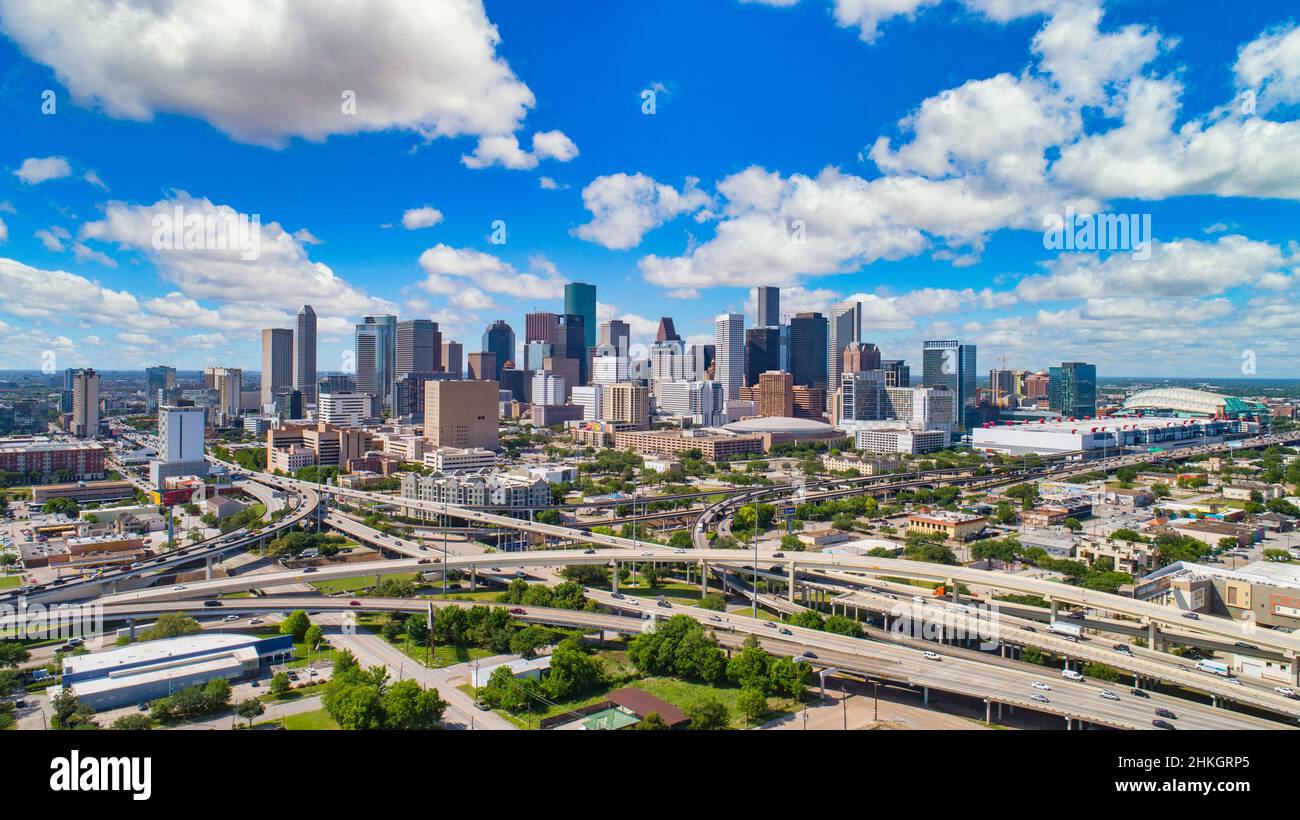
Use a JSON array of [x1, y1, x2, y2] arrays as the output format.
[[424, 380, 500, 451], [602, 383, 650, 429], [906, 510, 987, 541]]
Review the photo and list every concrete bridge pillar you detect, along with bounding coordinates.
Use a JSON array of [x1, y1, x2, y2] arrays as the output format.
[[700, 562, 708, 598], [612, 562, 619, 594], [787, 563, 796, 603], [470, 566, 477, 592], [923, 686, 930, 705], [128, 618, 136, 640], [206, 554, 213, 580]]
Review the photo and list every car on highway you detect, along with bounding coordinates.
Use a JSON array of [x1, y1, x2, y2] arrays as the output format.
[[1181, 611, 1199, 620], [583, 549, 596, 554], [1152, 719, 1176, 730], [1112, 643, 1132, 654], [348, 600, 361, 607], [1234, 641, 1257, 650], [922, 651, 940, 661], [763, 621, 776, 628], [1129, 687, 1150, 698], [610, 592, 624, 600], [1066, 610, 1085, 619], [707, 615, 721, 622], [302, 567, 317, 573], [1223, 676, 1244, 685], [249, 619, 263, 625], [417, 558, 433, 565], [1061, 669, 1084, 682], [173, 584, 187, 591], [1021, 625, 1036, 632], [657, 600, 672, 608], [202, 600, 222, 607], [778, 627, 792, 635], [1099, 690, 1120, 701], [1154, 707, 1177, 719], [1031, 681, 1051, 691], [476, 701, 491, 711], [509, 608, 526, 614], [1030, 693, 1050, 704]]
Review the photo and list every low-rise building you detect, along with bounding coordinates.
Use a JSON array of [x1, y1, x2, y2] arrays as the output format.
[[820, 453, 899, 475], [1169, 519, 1264, 548], [612, 428, 764, 461], [853, 427, 948, 454], [906, 510, 986, 541], [31, 479, 135, 505], [423, 446, 498, 473]]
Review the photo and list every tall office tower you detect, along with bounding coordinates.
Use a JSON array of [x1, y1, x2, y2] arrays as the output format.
[[555, 314, 588, 385], [592, 354, 628, 384], [145, 365, 177, 411], [650, 341, 687, 383], [525, 311, 559, 361], [755, 286, 780, 328], [988, 369, 1016, 408], [656, 317, 680, 343], [744, 327, 781, 386], [843, 342, 881, 375], [158, 404, 205, 463], [922, 340, 977, 427], [827, 300, 862, 389], [657, 381, 727, 427], [62, 367, 78, 391], [532, 372, 566, 405], [789, 312, 829, 390], [602, 382, 650, 428], [355, 315, 397, 410], [480, 320, 515, 381], [884, 386, 957, 433], [598, 319, 631, 356], [318, 374, 356, 395], [467, 351, 497, 382], [71, 368, 100, 438], [294, 305, 318, 404], [684, 344, 711, 381], [564, 282, 597, 353], [881, 360, 910, 387], [714, 313, 745, 401], [396, 319, 442, 379], [203, 367, 242, 420], [260, 327, 294, 407], [424, 380, 499, 451], [524, 342, 553, 374], [1048, 362, 1098, 417], [441, 341, 464, 379], [748, 370, 794, 417], [395, 372, 450, 419]]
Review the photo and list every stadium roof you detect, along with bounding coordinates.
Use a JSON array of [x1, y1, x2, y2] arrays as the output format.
[[721, 416, 834, 434], [1122, 388, 1235, 417]]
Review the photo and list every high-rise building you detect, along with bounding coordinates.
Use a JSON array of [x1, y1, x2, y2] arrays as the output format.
[[355, 315, 397, 410], [203, 367, 242, 421], [603, 382, 650, 428], [650, 341, 688, 384], [396, 319, 441, 379], [467, 351, 498, 382], [881, 360, 910, 387], [394, 372, 451, 419], [564, 282, 597, 353], [827, 301, 862, 389], [149, 402, 208, 487], [922, 340, 976, 425], [738, 370, 794, 418], [441, 341, 464, 379], [555, 314, 587, 386], [656, 317, 680, 343], [261, 328, 294, 407], [424, 380, 499, 451], [843, 342, 881, 375], [988, 368, 1016, 408], [71, 369, 100, 438], [145, 365, 177, 411], [525, 311, 559, 367], [598, 319, 631, 356], [789, 312, 829, 390], [1023, 370, 1050, 402], [318, 374, 356, 395], [532, 372, 566, 406], [657, 381, 726, 427], [317, 392, 373, 427], [744, 327, 781, 386], [481, 320, 515, 381], [294, 305, 317, 404], [1048, 362, 1098, 418], [592, 354, 628, 384], [755, 286, 780, 328], [714, 313, 745, 401]]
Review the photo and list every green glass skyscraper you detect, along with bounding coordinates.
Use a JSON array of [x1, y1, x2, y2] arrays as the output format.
[[564, 282, 597, 353]]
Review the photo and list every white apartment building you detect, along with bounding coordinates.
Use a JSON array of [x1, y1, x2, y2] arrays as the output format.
[[714, 313, 744, 401], [532, 372, 566, 406], [656, 380, 726, 427], [854, 426, 949, 454], [422, 446, 498, 473], [572, 385, 602, 421], [317, 391, 373, 427]]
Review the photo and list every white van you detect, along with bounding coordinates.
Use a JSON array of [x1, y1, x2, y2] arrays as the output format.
[[1061, 668, 1084, 682]]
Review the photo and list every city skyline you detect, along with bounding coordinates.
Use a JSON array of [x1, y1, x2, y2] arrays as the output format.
[[1, 1, 1299, 378]]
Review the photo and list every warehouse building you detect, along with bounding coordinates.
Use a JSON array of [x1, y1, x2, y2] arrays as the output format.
[[59, 633, 295, 710]]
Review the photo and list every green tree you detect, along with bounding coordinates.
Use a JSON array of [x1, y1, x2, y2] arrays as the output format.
[[1083, 662, 1122, 682], [633, 712, 669, 730], [51, 689, 97, 730], [737, 688, 768, 725], [382, 679, 447, 729], [1063, 517, 1082, 532], [0, 641, 31, 667], [304, 625, 324, 651], [685, 697, 730, 730], [235, 698, 265, 728], [139, 612, 202, 642], [1021, 646, 1048, 666], [269, 672, 291, 696], [824, 615, 864, 638], [726, 636, 772, 691], [280, 610, 312, 642], [111, 714, 153, 730]]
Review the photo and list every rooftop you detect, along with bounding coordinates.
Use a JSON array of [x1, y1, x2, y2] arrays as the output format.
[[722, 416, 834, 435]]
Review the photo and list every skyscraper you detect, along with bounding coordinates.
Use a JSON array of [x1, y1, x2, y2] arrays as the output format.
[[203, 367, 242, 420], [396, 319, 441, 378], [555, 314, 587, 385], [145, 365, 176, 411], [789, 312, 829, 390], [656, 317, 680, 343], [261, 327, 294, 407], [755, 286, 780, 328], [827, 300, 862, 389], [481, 320, 516, 381], [71, 368, 99, 438], [744, 326, 781, 386], [843, 342, 881, 375], [294, 305, 317, 404], [714, 313, 744, 401], [598, 319, 631, 357], [922, 340, 976, 427], [1048, 362, 1098, 418], [564, 282, 597, 353], [355, 315, 396, 410], [441, 341, 463, 379]]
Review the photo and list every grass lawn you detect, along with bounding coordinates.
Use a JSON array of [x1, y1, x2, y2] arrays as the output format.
[[311, 572, 419, 595], [0, 575, 20, 589], [619, 581, 707, 605], [419, 589, 504, 602], [278, 709, 340, 730], [727, 605, 786, 620], [285, 639, 343, 669], [636, 676, 802, 729]]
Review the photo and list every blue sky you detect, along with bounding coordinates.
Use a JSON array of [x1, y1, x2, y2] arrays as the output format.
[[0, 0, 1298, 377]]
